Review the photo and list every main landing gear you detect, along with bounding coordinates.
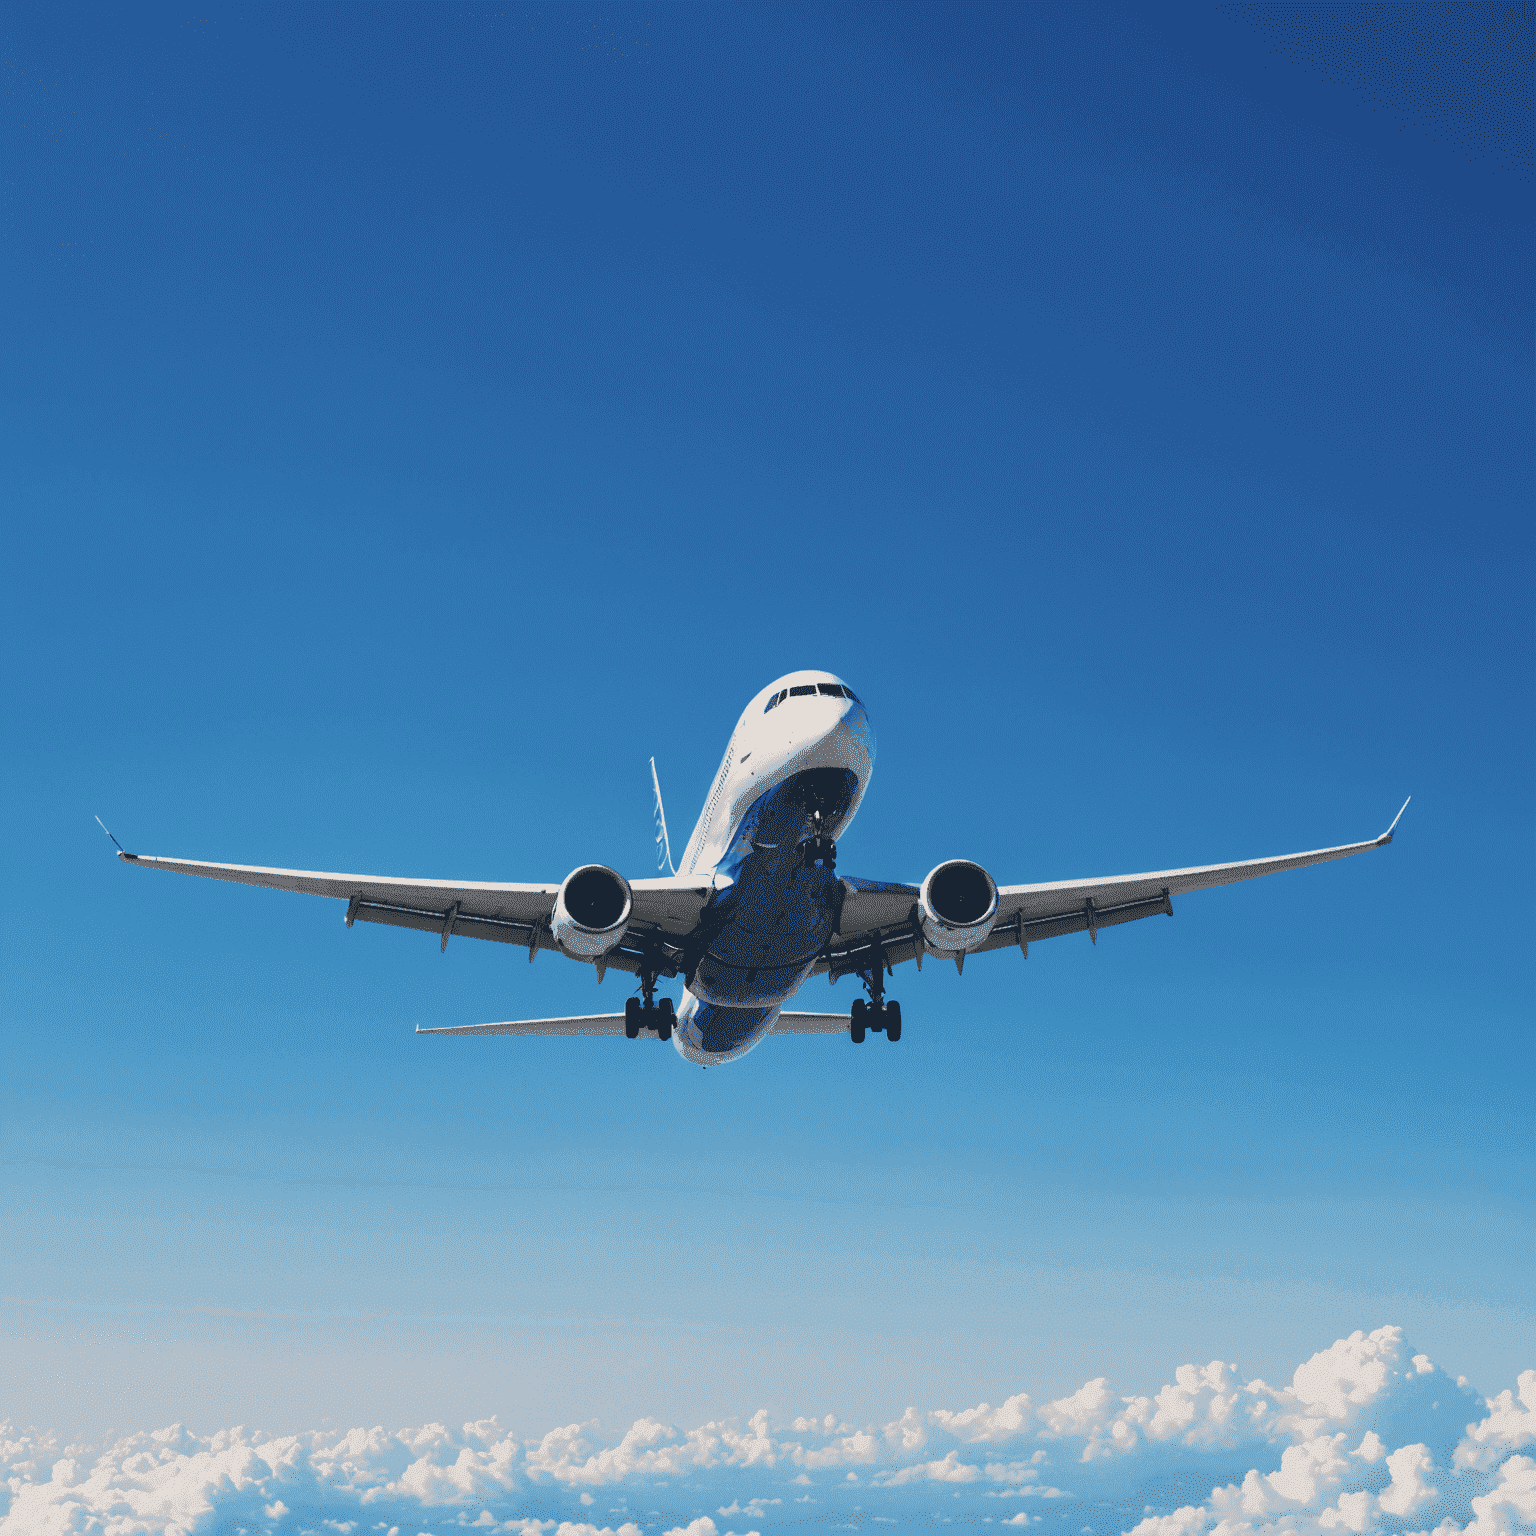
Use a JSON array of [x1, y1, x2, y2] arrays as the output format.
[[625, 961, 674, 1040], [849, 967, 901, 1044], [625, 995, 674, 1040]]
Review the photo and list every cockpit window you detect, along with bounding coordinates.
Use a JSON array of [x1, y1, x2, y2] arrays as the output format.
[[768, 683, 859, 711]]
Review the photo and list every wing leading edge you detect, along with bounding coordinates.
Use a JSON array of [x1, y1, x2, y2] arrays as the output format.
[[115, 851, 712, 971]]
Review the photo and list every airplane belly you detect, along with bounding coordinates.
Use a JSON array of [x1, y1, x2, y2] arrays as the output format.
[[690, 869, 838, 1007], [690, 951, 820, 1008], [672, 993, 781, 1065], [685, 770, 847, 1010]]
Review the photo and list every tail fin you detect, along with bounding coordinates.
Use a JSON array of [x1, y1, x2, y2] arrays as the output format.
[[650, 757, 676, 875]]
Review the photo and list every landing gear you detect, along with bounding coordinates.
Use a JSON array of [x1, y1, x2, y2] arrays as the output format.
[[624, 991, 675, 1041], [802, 810, 837, 870], [803, 835, 837, 870], [849, 975, 901, 1044]]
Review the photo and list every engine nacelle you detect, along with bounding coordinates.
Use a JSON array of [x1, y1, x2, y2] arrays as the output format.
[[918, 859, 999, 953], [551, 864, 633, 958]]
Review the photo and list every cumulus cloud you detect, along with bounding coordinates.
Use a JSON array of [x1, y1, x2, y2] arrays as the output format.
[[1457, 1373, 1536, 1472], [0, 1328, 1529, 1536], [931, 1395, 1034, 1444]]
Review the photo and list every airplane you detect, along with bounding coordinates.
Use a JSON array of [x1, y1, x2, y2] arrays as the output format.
[[102, 669, 1408, 1068]]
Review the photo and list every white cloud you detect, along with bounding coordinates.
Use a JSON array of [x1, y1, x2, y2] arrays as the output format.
[[1378, 1443, 1438, 1518], [0, 1329, 1528, 1536], [875, 1451, 981, 1487], [1125, 1507, 1209, 1536], [931, 1396, 1034, 1444], [1456, 1372, 1536, 1471], [1462, 1454, 1536, 1536], [793, 1432, 877, 1471]]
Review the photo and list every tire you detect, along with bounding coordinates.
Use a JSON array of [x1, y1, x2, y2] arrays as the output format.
[[850, 1023, 866, 1044], [624, 997, 641, 1040], [884, 1000, 901, 1042], [657, 998, 674, 1041]]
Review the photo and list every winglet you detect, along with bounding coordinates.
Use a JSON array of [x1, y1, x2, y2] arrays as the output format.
[[95, 815, 136, 861], [1377, 796, 1411, 846]]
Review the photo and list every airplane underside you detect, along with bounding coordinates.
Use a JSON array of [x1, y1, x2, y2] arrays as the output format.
[[675, 767, 856, 1064]]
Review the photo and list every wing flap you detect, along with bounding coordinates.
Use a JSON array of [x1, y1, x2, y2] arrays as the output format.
[[995, 828, 1395, 921], [824, 806, 1404, 975]]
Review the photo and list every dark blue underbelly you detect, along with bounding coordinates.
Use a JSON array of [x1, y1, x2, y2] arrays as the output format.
[[684, 1000, 780, 1055], [689, 770, 852, 1009]]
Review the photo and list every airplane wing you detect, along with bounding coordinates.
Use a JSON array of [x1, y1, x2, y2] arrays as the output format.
[[114, 850, 713, 975], [416, 1012, 850, 1037], [820, 801, 1409, 982]]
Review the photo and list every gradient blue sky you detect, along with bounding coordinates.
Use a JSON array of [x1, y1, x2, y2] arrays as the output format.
[[2, 0, 1531, 1449]]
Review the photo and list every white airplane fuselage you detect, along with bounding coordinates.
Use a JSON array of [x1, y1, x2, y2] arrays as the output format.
[[670, 670, 874, 1065]]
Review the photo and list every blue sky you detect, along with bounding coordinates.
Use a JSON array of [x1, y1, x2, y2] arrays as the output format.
[[1, 0, 1530, 1496]]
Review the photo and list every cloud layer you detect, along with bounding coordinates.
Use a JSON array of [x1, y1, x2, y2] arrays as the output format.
[[2, 1327, 1531, 1536]]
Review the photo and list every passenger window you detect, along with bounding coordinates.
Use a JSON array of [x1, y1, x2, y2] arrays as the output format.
[[789, 685, 816, 696], [817, 683, 842, 697]]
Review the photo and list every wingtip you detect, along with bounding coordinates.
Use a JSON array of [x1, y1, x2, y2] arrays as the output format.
[[1378, 795, 1412, 845], [96, 815, 135, 860]]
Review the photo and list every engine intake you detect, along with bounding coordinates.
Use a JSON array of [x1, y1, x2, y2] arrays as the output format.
[[552, 864, 633, 958], [918, 859, 999, 953]]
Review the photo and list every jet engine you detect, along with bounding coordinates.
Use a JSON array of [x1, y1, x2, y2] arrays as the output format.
[[551, 864, 633, 958], [918, 859, 999, 953]]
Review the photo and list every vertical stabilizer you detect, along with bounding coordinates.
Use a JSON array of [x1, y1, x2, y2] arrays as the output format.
[[650, 757, 676, 875]]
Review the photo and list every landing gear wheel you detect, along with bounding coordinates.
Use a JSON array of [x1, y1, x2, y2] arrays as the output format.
[[656, 997, 674, 1041], [850, 998, 867, 1044], [884, 1000, 901, 1042], [624, 997, 641, 1040]]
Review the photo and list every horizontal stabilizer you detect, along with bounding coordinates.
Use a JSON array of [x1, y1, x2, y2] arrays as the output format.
[[772, 1012, 855, 1033], [417, 1015, 629, 1036], [416, 1010, 857, 1037]]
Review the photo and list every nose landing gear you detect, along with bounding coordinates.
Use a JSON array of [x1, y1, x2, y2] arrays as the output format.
[[802, 811, 837, 871]]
